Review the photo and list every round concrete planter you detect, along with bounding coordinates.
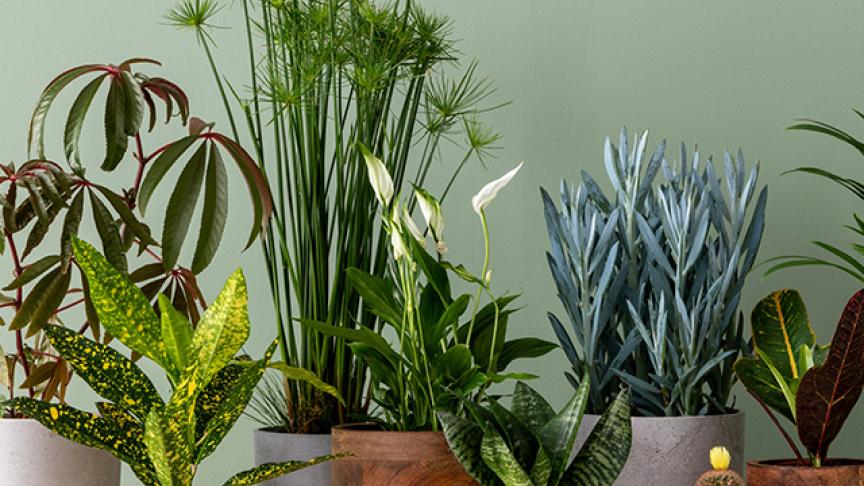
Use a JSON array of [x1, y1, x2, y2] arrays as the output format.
[[0, 418, 120, 486], [747, 459, 864, 485], [253, 428, 332, 485], [575, 411, 744, 486], [331, 423, 476, 486]]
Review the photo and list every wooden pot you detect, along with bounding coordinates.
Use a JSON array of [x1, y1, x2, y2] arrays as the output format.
[[747, 459, 864, 485], [331, 423, 477, 486]]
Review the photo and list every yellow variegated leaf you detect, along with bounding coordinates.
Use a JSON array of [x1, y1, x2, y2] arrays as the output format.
[[189, 268, 249, 387], [72, 238, 168, 367], [159, 294, 193, 382], [145, 409, 179, 486], [221, 455, 344, 486]]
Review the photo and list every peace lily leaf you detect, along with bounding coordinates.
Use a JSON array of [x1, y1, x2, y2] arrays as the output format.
[[72, 238, 167, 367], [28, 63, 105, 159], [162, 141, 207, 272], [796, 288, 864, 461], [64, 74, 107, 168], [158, 294, 193, 379], [750, 289, 815, 381], [268, 362, 344, 405], [221, 456, 344, 486], [190, 268, 249, 386], [345, 268, 403, 327], [565, 388, 632, 486], [44, 324, 162, 420], [138, 135, 198, 214], [480, 425, 533, 486], [537, 377, 589, 484], [191, 143, 228, 274]]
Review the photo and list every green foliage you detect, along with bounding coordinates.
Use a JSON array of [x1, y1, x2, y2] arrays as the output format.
[[13, 241, 338, 485], [175, 0, 506, 433], [440, 380, 632, 486], [735, 288, 864, 465], [543, 128, 767, 416], [2, 57, 272, 407]]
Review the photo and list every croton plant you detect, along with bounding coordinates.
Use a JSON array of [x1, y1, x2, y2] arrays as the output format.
[[735, 288, 864, 466], [0, 58, 272, 408], [11, 239, 337, 485]]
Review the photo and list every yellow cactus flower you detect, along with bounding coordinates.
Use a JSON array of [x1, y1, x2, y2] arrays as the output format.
[[709, 446, 731, 470]]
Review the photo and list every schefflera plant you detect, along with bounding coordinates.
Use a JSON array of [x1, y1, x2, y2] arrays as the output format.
[[439, 378, 632, 486], [735, 289, 864, 467], [1, 58, 272, 407], [11, 239, 340, 486], [542, 129, 767, 415]]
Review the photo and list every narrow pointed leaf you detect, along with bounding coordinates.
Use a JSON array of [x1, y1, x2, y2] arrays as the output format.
[[3, 254, 60, 290], [480, 426, 532, 486], [93, 184, 157, 246], [101, 77, 128, 171], [191, 143, 228, 274], [512, 381, 555, 434], [88, 190, 127, 273], [221, 456, 341, 486], [63, 74, 107, 168], [138, 135, 198, 213], [161, 141, 207, 271], [439, 412, 498, 484], [268, 362, 344, 404], [120, 71, 144, 136], [537, 378, 590, 484], [565, 388, 632, 486], [158, 294, 193, 377]]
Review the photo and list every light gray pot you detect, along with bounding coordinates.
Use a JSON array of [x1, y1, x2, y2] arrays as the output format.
[[254, 428, 331, 486], [575, 411, 744, 486], [0, 418, 120, 486]]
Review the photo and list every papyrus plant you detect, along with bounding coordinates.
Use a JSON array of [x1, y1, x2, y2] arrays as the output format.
[[12, 239, 340, 485], [440, 379, 631, 486], [1, 59, 271, 410], [735, 289, 864, 467], [542, 129, 767, 415], [169, 0, 505, 432]]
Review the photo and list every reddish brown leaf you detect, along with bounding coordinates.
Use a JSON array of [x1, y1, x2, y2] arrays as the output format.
[[796, 288, 864, 462]]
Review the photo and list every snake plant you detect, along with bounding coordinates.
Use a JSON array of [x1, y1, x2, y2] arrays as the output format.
[[542, 128, 767, 416], [439, 379, 631, 486], [11, 239, 340, 485]]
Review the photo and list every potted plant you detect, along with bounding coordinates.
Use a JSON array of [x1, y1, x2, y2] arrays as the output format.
[[542, 129, 768, 485], [440, 380, 632, 486], [11, 238, 343, 485], [735, 289, 864, 485], [0, 57, 273, 485], [168, 1, 507, 483], [303, 157, 556, 485]]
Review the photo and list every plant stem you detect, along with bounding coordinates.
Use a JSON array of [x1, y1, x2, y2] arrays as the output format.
[[5, 231, 33, 399], [747, 390, 805, 464], [466, 210, 492, 347]]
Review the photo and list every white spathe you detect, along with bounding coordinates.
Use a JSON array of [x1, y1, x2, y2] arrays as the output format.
[[360, 146, 394, 207], [471, 162, 523, 214]]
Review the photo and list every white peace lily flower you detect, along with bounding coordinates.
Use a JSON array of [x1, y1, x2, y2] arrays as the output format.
[[471, 162, 523, 214], [435, 240, 448, 255], [402, 209, 425, 246], [360, 144, 393, 206], [414, 187, 444, 241], [390, 224, 408, 261]]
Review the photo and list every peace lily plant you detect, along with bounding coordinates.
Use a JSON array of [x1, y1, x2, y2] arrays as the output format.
[[12, 239, 341, 486], [306, 151, 555, 431]]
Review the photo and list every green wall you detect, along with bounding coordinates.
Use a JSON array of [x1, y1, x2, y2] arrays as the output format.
[[3, 1, 864, 483]]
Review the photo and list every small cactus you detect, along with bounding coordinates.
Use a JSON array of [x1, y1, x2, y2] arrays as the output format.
[[695, 446, 744, 486]]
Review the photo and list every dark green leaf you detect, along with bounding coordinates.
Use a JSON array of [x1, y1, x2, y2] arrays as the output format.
[[3, 254, 60, 290], [93, 185, 157, 246], [498, 338, 558, 372], [191, 143, 228, 274], [565, 388, 632, 486], [138, 135, 198, 214], [345, 268, 402, 328], [161, 142, 207, 271], [512, 381, 555, 435], [64, 74, 107, 168], [537, 377, 589, 484], [101, 77, 128, 171], [88, 189, 127, 273], [60, 190, 85, 265], [120, 71, 144, 137], [439, 412, 498, 484], [480, 425, 532, 485]]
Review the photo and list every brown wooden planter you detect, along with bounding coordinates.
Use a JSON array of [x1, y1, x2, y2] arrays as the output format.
[[747, 459, 864, 485], [331, 423, 477, 486]]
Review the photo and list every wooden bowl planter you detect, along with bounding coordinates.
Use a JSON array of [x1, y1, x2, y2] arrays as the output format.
[[331, 423, 476, 486], [747, 459, 864, 485], [0, 419, 120, 486]]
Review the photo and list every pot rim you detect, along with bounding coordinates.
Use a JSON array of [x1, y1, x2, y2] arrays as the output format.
[[748, 458, 864, 468], [333, 422, 443, 436], [584, 409, 744, 421], [254, 427, 332, 437]]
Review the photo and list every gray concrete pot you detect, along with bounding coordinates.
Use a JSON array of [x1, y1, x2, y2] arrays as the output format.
[[254, 428, 331, 486], [575, 411, 744, 486], [0, 418, 120, 485]]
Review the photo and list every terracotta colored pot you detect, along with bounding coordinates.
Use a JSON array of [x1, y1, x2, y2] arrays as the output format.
[[0, 418, 120, 486], [747, 459, 864, 485], [331, 423, 477, 486], [254, 428, 331, 485], [575, 411, 744, 486]]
